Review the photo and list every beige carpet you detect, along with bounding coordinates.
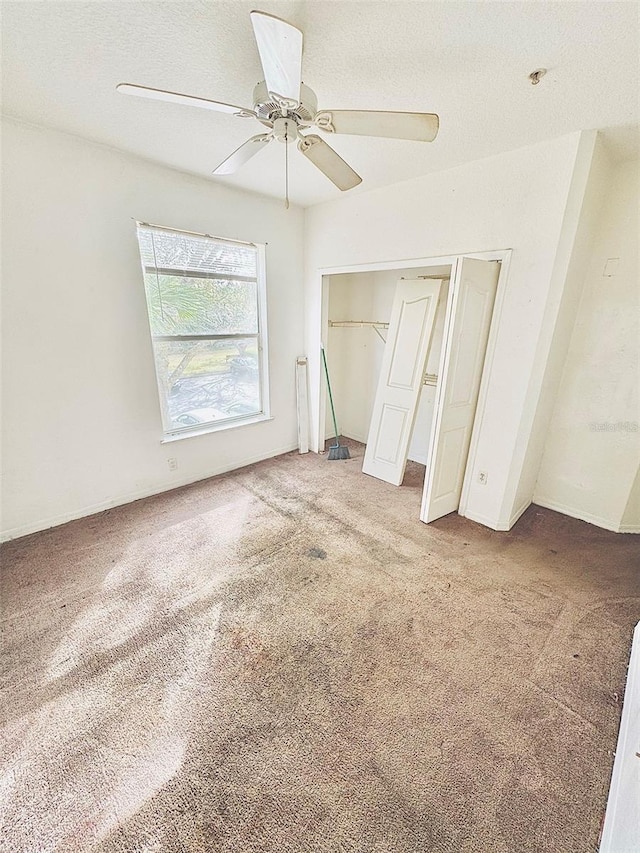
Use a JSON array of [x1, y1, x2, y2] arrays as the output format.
[[1, 440, 638, 852]]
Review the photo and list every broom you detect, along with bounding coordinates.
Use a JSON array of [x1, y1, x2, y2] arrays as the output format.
[[321, 344, 350, 460]]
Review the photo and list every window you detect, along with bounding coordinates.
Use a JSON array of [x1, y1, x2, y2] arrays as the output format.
[[136, 223, 268, 438]]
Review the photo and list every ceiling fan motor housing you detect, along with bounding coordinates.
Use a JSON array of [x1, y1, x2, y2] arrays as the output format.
[[253, 81, 317, 129]]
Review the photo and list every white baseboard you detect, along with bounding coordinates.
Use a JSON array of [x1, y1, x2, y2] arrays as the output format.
[[463, 509, 507, 531], [323, 430, 359, 443], [600, 621, 640, 852], [618, 524, 640, 534], [506, 498, 531, 529], [533, 496, 622, 533], [342, 430, 368, 444], [329, 430, 425, 466], [407, 453, 428, 465], [0, 442, 298, 543], [462, 499, 530, 531]]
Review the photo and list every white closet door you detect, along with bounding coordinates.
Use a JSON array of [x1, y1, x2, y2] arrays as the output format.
[[421, 257, 500, 523], [362, 279, 442, 486]]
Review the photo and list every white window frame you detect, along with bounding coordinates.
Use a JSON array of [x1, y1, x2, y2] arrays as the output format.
[[136, 222, 270, 442]]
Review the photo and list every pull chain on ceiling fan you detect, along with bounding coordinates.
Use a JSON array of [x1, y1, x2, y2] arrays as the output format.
[[117, 10, 440, 201]]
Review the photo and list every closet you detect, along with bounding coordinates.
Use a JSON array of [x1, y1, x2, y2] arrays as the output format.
[[324, 256, 501, 523]]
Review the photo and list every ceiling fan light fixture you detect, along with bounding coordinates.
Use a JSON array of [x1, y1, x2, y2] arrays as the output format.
[[272, 117, 298, 143]]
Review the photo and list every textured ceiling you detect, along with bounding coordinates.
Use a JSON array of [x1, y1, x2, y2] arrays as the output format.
[[2, 1, 639, 207]]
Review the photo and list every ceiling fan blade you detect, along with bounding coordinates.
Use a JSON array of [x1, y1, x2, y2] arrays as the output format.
[[116, 83, 253, 116], [250, 11, 303, 106], [316, 110, 439, 142], [297, 135, 361, 191], [213, 134, 271, 175]]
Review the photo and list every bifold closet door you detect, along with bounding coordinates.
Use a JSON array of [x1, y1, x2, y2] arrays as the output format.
[[421, 257, 500, 523], [362, 279, 442, 486]]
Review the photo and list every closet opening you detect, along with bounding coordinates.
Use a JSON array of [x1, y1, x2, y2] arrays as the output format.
[[319, 253, 508, 524], [324, 263, 451, 471]]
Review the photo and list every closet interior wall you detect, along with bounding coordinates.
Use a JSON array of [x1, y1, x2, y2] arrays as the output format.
[[326, 266, 451, 464]]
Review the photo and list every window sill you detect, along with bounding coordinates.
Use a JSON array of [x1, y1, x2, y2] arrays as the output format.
[[161, 413, 273, 443]]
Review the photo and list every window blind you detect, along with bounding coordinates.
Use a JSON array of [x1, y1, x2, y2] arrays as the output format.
[[137, 225, 257, 281]]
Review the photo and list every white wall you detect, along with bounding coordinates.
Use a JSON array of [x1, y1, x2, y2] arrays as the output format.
[[621, 470, 640, 533], [325, 272, 375, 444], [0, 119, 305, 540], [535, 158, 640, 532], [326, 268, 450, 465], [305, 131, 592, 530], [510, 133, 612, 518]]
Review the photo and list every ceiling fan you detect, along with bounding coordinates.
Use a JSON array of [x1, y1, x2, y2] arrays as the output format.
[[117, 10, 439, 201]]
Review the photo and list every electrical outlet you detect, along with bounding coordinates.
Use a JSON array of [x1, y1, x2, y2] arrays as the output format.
[[478, 470, 488, 485], [168, 457, 178, 471], [603, 257, 620, 277]]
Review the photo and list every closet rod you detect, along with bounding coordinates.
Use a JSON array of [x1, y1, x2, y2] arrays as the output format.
[[329, 320, 389, 328], [329, 322, 438, 382], [416, 275, 451, 280]]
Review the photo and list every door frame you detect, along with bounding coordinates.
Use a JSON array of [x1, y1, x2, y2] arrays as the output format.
[[315, 248, 513, 518]]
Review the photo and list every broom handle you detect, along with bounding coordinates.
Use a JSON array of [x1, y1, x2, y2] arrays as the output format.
[[321, 345, 340, 444]]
